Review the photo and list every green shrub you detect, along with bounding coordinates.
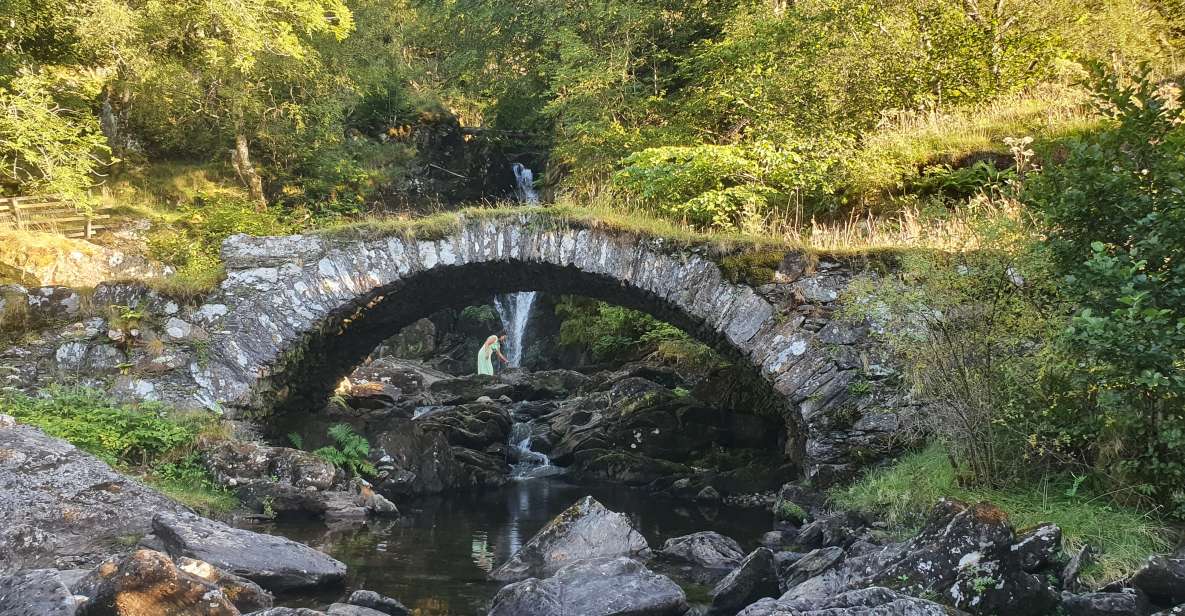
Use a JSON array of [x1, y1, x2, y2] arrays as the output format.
[[832, 443, 1170, 585], [147, 192, 291, 294], [314, 423, 376, 477], [1025, 66, 1185, 515], [2, 387, 236, 514], [555, 297, 715, 366], [773, 499, 808, 524], [612, 141, 841, 231]]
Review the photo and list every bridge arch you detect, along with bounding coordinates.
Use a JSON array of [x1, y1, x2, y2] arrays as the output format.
[[188, 213, 865, 476]]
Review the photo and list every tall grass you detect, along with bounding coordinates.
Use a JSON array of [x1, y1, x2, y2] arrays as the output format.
[[831, 443, 1171, 586]]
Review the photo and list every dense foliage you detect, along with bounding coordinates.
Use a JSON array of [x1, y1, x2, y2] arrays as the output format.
[[554, 297, 716, 368], [1028, 68, 1185, 514], [1, 387, 236, 513], [845, 69, 1185, 517]]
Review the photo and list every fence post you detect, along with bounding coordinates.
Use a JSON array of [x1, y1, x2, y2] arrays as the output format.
[[11, 199, 22, 230]]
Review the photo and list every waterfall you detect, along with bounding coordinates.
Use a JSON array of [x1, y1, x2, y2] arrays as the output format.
[[512, 162, 539, 205], [507, 420, 559, 479], [494, 292, 536, 368], [493, 162, 541, 368]]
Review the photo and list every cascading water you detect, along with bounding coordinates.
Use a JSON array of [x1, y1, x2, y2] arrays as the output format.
[[507, 419, 560, 479], [493, 292, 536, 368], [512, 162, 539, 205], [494, 163, 542, 368]]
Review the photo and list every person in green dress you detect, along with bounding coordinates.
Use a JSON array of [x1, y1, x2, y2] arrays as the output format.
[[477, 332, 509, 375]]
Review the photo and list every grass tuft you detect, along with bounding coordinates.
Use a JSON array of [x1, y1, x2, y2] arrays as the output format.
[[830, 443, 1171, 586]]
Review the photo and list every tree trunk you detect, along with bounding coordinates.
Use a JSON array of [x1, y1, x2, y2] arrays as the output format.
[[231, 133, 266, 210]]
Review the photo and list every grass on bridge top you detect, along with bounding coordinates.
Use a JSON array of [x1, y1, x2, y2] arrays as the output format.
[[312, 194, 992, 261]]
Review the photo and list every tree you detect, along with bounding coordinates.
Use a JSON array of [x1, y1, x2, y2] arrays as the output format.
[[81, 0, 355, 207]]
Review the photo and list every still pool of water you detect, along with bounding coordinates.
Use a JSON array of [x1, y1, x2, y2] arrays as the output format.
[[255, 478, 772, 615]]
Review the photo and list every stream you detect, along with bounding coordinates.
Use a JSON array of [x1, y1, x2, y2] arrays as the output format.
[[257, 478, 772, 615]]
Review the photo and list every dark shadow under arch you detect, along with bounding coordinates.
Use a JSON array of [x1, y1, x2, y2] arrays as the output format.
[[256, 258, 804, 468]]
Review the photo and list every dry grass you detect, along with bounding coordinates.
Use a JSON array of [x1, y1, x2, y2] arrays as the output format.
[[849, 83, 1100, 200]]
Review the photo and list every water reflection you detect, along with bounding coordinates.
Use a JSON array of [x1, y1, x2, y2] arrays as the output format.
[[256, 477, 771, 616]]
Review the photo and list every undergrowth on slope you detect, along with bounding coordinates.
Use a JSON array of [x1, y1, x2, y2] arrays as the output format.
[[830, 443, 1171, 586], [1, 387, 237, 515]]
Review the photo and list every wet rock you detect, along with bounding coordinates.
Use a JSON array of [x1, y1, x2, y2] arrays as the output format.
[[709, 547, 780, 615], [372, 419, 459, 496], [499, 369, 592, 401], [0, 422, 187, 573], [1013, 523, 1062, 572], [1062, 590, 1152, 616], [73, 549, 239, 615], [696, 486, 721, 502], [243, 610, 326, 616], [346, 589, 410, 616], [657, 531, 744, 584], [418, 402, 512, 450], [568, 449, 692, 487], [1132, 549, 1185, 606], [327, 604, 387, 616], [152, 511, 346, 592], [488, 557, 687, 616], [738, 587, 966, 616], [490, 496, 649, 582], [779, 546, 845, 592], [0, 569, 78, 616], [429, 374, 510, 405], [1152, 606, 1185, 616], [175, 556, 274, 612], [451, 447, 510, 489]]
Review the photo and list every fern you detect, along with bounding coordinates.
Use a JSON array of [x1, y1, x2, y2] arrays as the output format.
[[313, 423, 376, 477], [286, 432, 304, 449]]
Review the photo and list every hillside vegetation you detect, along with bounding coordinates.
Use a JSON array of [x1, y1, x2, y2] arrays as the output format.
[[3, 0, 1184, 579]]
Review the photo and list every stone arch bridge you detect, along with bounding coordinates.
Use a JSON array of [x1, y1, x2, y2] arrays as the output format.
[[22, 212, 914, 483]]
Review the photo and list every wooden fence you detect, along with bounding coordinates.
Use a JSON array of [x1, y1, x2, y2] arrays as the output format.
[[0, 196, 111, 239]]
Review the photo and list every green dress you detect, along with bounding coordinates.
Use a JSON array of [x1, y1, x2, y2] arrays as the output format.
[[477, 339, 500, 375]]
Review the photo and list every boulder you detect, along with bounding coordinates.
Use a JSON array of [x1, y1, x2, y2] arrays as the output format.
[[418, 402, 512, 450], [738, 587, 967, 616], [657, 531, 745, 584], [429, 374, 509, 404], [1133, 550, 1185, 606], [343, 382, 402, 410], [499, 369, 592, 400], [1062, 590, 1152, 616], [151, 511, 346, 592], [710, 547, 780, 616], [0, 422, 187, 573], [350, 358, 451, 395], [1013, 523, 1062, 572], [175, 556, 274, 612], [327, 604, 387, 616], [203, 441, 336, 491], [243, 610, 326, 616], [490, 496, 649, 582], [860, 501, 1058, 616], [372, 419, 459, 496], [0, 569, 78, 616], [73, 549, 239, 615], [793, 511, 866, 551], [488, 557, 687, 616], [1063, 545, 1094, 593], [346, 589, 410, 616], [779, 546, 845, 593]]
